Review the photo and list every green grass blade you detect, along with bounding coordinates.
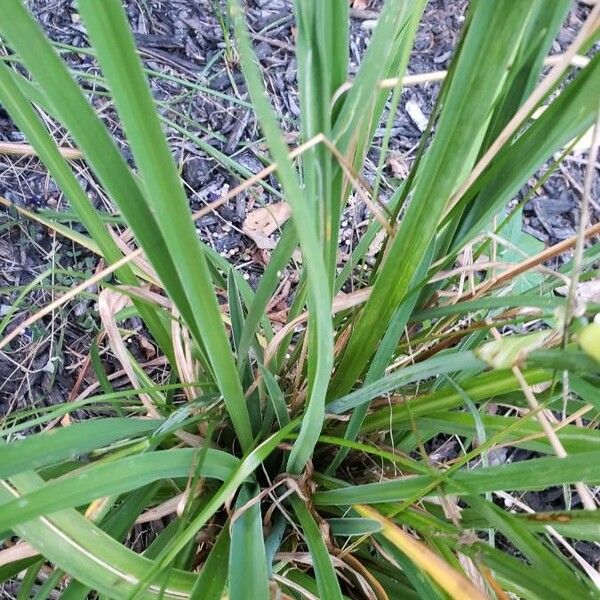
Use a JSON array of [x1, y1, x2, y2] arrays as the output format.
[[412, 295, 564, 321], [60, 485, 162, 599], [376, 537, 445, 600], [0, 557, 40, 587], [0, 1, 196, 352], [0, 62, 116, 270], [0, 449, 240, 531], [313, 450, 600, 505], [359, 368, 550, 434], [229, 484, 270, 600], [0, 57, 173, 359], [190, 525, 230, 599], [412, 412, 600, 455], [327, 518, 382, 537], [260, 366, 290, 427], [461, 508, 600, 543], [326, 352, 486, 415], [472, 544, 579, 600], [449, 52, 600, 253], [0, 418, 161, 478], [237, 225, 297, 373], [290, 495, 343, 600], [464, 493, 583, 585], [77, 0, 253, 450], [330, 0, 539, 395], [0, 472, 196, 598], [230, 0, 334, 473], [326, 254, 433, 473], [332, 0, 418, 151], [127, 422, 296, 592]]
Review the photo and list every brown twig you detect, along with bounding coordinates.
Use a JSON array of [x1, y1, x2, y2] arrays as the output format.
[[562, 109, 600, 338], [0, 141, 82, 160], [458, 221, 600, 301], [489, 327, 596, 511]]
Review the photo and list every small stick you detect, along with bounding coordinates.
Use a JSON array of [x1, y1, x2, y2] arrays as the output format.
[[0, 141, 82, 159], [562, 109, 600, 338], [0, 252, 135, 352], [490, 326, 597, 510], [458, 221, 600, 301]]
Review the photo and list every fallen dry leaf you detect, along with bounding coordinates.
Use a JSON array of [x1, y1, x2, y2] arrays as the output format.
[[99, 289, 158, 417], [139, 335, 157, 359], [556, 280, 600, 305], [368, 229, 386, 257], [243, 201, 291, 249], [532, 105, 594, 155], [405, 99, 428, 132], [388, 154, 409, 179]]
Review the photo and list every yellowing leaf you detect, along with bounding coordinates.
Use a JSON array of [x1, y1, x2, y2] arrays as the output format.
[[354, 505, 489, 600], [476, 331, 548, 369], [578, 322, 600, 364]]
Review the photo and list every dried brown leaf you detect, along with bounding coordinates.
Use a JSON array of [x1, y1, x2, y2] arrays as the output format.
[[243, 202, 291, 249], [556, 280, 600, 304]]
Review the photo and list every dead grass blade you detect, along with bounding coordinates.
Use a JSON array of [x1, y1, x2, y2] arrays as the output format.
[[458, 220, 600, 301], [0, 541, 39, 566], [98, 289, 159, 417], [0, 252, 135, 352], [171, 307, 200, 404]]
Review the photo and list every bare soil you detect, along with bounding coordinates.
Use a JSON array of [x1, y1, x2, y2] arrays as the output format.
[[0, 0, 597, 461]]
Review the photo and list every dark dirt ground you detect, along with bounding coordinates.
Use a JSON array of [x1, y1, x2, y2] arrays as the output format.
[[1, 0, 597, 411], [0, 0, 599, 574], [0, 0, 487, 411]]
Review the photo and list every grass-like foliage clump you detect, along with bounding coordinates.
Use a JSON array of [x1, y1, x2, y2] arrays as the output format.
[[0, 0, 600, 598]]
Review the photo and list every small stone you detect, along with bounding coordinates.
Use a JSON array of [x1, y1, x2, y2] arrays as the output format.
[[405, 99, 428, 132], [183, 156, 210, 189]]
